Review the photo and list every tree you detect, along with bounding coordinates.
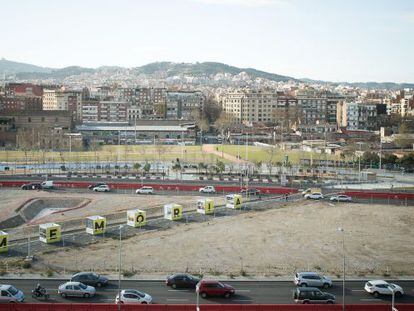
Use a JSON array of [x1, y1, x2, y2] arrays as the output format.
[[361, 151, 379, 166], [198, 162, 208, 174], [133, 163, 141, 173], [214, 160, 225, 174], [214, 111, 235, 132], [397, 153, 414, 170], [143, 162, 151, 173]]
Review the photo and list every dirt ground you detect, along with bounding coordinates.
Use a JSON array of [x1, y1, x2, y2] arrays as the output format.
[[32, 200, 414, 279]]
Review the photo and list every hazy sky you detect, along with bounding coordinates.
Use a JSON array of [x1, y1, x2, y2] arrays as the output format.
[[1, 0, 413, 82]]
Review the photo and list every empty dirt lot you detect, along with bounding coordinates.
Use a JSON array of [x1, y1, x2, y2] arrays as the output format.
[[28, 200, 414, 279]]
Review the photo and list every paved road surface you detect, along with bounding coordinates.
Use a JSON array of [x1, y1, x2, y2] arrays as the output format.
[[1, 279, 414, 304]]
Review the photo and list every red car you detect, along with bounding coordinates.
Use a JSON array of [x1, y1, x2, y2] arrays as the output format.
[[196, 280, 235, 298]]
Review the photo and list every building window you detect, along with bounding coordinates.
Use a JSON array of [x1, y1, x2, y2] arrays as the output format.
[[28, 117, 31, 122]]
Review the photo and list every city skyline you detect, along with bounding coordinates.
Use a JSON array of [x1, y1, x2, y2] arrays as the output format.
[[0, 0, 413, 83]]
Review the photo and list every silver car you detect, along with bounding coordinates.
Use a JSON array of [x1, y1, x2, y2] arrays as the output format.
[[58, 281, 96, 298], [294, 272, 332, 288], [0, 284, 25, 302]]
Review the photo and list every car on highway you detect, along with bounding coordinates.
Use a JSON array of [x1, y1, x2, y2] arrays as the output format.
[[293, 287, 335, 304], [364, 280, 404, 298], [294, 272, 332, 288], [166, 273, 200, 289], [304, 192, 324, 200], [329, 194, 352, 202], [21, 183, 42, 190], [240, 188, 261, 196], [301, 188, 321, 196], [196, 280, 235, 298], [92, 184, 110, 192], [135, 186, 154, 195], [199, 186, 216, 194], [58, 281, 96, 298], [0, 284, 25, 303], [70, 272, 109, 287], [115, 289, 153, 304], [88, 182, 107, 190]]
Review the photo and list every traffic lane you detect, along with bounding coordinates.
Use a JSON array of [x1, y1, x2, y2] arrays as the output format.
[[3, 279, 414, 304]]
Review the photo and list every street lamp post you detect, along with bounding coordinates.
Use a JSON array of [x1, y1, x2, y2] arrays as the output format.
[[388, 285, 398, 311], [118, 225, 124, 310], [338, 227, 345, 311]]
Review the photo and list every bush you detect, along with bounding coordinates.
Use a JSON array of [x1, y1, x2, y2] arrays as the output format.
[[46, 269, 54, 277], [122, 269, 136, 278], [22, 261, 31, 269]]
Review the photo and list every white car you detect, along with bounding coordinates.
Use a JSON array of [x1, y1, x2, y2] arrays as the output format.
[[115, 289, 153, 304], [304, 192, 324, 200], [199, 186, 216, 194], [93, 184, 110, 192], [0, 284, 25, 302], [364, 280, 404, 298], [58, 281, 96, 298], [136, 186, 154, 194], [330, 195, 352, 202]]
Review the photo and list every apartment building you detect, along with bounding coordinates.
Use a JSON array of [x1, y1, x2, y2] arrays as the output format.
[[0, 83, 43, 112], [337, 102, 378, 131], [165, 91, 205, 120], [43, 89, 82, 121], [81, 100, 128, 123], [220, 90, 279, 124]]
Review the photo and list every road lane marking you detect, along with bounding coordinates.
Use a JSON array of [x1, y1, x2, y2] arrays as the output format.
[[168, 289, 189, 292], [352, 289, 365, 292], [236, 289, 251, 292], [233, 299, 253, 302], [360, 298, 382, 301], [167, 298, 189, 301]]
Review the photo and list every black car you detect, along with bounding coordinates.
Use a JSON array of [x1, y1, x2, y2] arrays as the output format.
[[88, 183, 107, 190], [21, 183, 42, 190], [240, 188, 261, 196], [166, 274, 200, 289], [70, 272, 109, 287], [293, 287, 335, 304]]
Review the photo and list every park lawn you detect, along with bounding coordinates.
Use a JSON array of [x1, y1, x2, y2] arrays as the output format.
[[216, 145, 341, 164], [0, 145, 227, 164]]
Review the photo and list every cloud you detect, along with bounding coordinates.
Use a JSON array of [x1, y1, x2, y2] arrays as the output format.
[[188, 0, 292, 8]]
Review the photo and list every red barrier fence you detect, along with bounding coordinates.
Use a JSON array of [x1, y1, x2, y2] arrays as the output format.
[[344, 191, 414, 200], [0, 180, 297, 195], [3, 304, 414, 311]]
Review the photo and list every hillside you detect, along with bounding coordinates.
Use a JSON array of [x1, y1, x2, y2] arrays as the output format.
[[0, 58, 52, 74]]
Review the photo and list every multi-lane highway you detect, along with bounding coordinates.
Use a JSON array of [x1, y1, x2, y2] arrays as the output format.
[[1, 279, 414, 304]]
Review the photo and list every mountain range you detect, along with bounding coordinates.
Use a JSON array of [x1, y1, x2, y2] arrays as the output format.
[[1, 58, 413, 90]]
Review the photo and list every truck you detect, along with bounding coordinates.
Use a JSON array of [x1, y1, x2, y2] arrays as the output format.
[[301, 187, 321, 196]]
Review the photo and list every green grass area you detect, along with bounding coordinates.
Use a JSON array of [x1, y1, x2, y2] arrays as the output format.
[[216, 145, 342, 165], [0, 145, 227, 164]]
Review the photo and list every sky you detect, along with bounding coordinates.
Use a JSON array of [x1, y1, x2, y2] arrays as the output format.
[[0, 0, 413, 82]]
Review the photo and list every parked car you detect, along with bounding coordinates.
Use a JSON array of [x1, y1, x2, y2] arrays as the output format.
[[88, 183, 107, 190], [70, 272, 109, 287], [0, 284, 25, 303], [199, 186, 216, 194], [240, 188, 261, 196], [93, 184, 110, 192], [136, 186, 154, 195], [115, 289, 153, 304], [58, 281, 96, 298], [21, 183, 42, 190], [293, 287, 335, 304], [294, 272, 332, 288], [304, 192, 324, 200], [166, 273, 200, 289], [364, 280, 404, 298], [330, 195, 352, 202], [196, 280, 235, 298]]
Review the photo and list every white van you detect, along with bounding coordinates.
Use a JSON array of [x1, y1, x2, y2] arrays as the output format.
[[41, 180, 54, 189], [0, 284, 25, 302]]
